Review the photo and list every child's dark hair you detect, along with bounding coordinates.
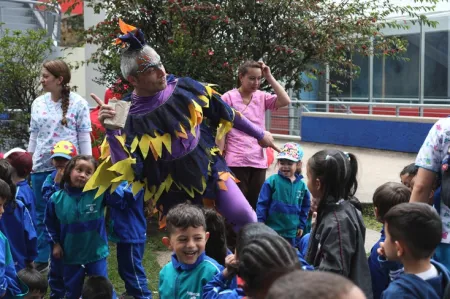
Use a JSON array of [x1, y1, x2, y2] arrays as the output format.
[[385, 202, 442, 259], [81, 276, 113, 299], [60, 155, 98, 187], [307, 149, 358, 214], [0, 179, 12, 204], [266, 270, 359, 299], [0, 160, 17, 206], [17, 266, 48, 296], [236, 222, 278, 257], [400, 163, 418, 177], [238, 233, 300, 297], [166, 203, 206, 235], [373, 182, 411, 222], [203, 208, 227, 266]]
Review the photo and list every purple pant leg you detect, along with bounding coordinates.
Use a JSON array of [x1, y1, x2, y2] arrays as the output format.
[[215, 178, 257, 232]]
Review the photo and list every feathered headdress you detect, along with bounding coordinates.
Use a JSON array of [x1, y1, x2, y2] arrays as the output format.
[[115, 19, 146, 50]]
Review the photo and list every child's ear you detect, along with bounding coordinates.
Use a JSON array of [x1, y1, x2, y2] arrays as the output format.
[[315, 178, 321, 190], [161, 237, 172, 250], [205, 232, 210, 242], [395, 241, 404, 258]]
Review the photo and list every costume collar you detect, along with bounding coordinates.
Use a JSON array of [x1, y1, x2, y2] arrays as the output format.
[[171, 251, 206, 271]]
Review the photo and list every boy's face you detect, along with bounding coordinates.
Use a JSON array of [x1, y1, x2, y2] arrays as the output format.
[[166, 226, 209, 265], [381, 223, 401, 261], [278, 159, 297, 179], [52, 157, 69, 169], [400, 173, 414, 188]]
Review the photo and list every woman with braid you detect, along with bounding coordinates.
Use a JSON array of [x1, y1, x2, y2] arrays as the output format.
[[28, 59, 92, 272]]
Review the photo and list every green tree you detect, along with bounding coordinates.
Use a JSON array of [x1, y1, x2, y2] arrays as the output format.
[[85, 0, 439, 94], [0, 26, 54, 149]]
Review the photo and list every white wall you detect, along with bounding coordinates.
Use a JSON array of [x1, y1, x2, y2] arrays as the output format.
[[61, 47, 86, 99], [83, 3, 107, 107]]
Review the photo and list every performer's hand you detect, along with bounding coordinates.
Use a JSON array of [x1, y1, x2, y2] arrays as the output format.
[[258, 131, 281, 152], [91, 93, 116, 127]]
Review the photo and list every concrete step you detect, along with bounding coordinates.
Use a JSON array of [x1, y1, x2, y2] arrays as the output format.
[[0, 6, 32, 17], [1, 22, 40, 32], [0, 1, 27, 8], [1, 14, 35, 24]]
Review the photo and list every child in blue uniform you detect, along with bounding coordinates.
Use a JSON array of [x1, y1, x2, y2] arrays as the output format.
[[256, 142, 310, 245], [159, 203, 223, 299], [4, 149, 36, 224], [44, 155, 120, 299], [107, 184, 151, 299], [0, 160, 37, 272], [0, 178, 28, 298], [17, 266, 48, 298], [368, 182, 409, 299], [380, 203, 450, 299], [41, 141, 77, 299]]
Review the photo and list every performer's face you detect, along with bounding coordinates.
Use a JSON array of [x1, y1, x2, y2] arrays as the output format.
[[129, 49, 167, 96]]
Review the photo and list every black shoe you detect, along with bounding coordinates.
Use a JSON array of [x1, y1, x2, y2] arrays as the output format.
[[35, 262, 49, 273]]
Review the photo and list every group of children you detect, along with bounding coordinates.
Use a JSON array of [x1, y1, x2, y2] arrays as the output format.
[[0, 138, 447, 299], [0, 140, 150, 299]]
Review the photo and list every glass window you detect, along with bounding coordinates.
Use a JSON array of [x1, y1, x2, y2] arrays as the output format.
[[373, 34, 420, 99], [425, 31, 449, 100]]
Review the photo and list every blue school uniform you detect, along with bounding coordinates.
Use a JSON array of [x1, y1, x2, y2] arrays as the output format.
[[381, 260, 450, 299], [107, 184, 151, 299], [0, 231, 27, 298], [44, 185, 120, 299], [15, 180, 36, 224], [0, 200, 37, 272], [41, 170, 64, 299], [368, 227, 403, 299]]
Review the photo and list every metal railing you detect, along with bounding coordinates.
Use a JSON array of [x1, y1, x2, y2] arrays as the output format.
[[266, 99, 450, 136], [0, 0, 61, 43]]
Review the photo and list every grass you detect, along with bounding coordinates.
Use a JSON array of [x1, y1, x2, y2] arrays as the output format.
[[361, 203, 383, 232]]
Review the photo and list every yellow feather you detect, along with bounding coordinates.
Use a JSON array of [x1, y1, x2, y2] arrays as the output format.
[[131, 181, 145, 196], [130, 136, 139, 153], [138, 134, 152, 159]]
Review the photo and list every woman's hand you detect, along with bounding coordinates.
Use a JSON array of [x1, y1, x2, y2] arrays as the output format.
[[258, 61, 272, 79], [91, 93, 116, 127]]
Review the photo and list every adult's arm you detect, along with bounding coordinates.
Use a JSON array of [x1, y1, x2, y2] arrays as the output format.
[[75, 96, 93, 155], [411, 119, 446, 203], [261, 62, 290, 109], [410, 168, 437, 204]]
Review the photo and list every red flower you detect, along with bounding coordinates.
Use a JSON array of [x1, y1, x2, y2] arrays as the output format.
[[211, 15, 218, 21], [224, 16, 229, 24], [161, 20, 168, 25], [168, 39, 174, 44], [208, 49, 214, 56], [223, 62, 229, 67]]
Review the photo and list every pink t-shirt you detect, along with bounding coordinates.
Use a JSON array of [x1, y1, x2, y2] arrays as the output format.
[[222, 88, 277, 168]]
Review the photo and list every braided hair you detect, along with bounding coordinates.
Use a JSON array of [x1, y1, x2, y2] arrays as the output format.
[[237, 233, 300, 297], [0, 159, 17, 209], [42, 60, 71, 127]]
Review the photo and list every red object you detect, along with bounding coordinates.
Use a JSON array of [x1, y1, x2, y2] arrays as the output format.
[[266, 147, 274, 167], [37, 0, 83, 16]]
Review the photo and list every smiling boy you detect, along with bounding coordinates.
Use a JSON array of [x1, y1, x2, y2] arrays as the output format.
[[159, 203, 223, 299]]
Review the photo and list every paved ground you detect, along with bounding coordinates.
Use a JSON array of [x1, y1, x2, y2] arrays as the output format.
[[269, 141, 416, 203]]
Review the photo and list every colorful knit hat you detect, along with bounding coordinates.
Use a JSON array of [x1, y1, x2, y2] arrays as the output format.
[[276, 142, 304, 162], [50, 141, 77, 160]]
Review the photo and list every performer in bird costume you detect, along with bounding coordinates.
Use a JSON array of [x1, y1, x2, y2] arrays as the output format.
[[87, 20, 279, 231]]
